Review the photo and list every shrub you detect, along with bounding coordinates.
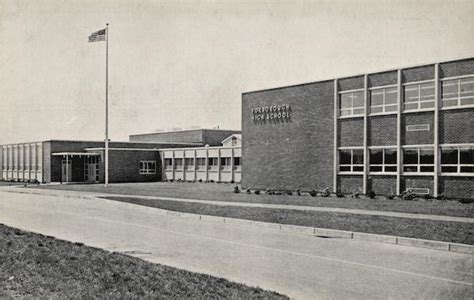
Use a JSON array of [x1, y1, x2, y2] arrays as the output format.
[[387, 195, 395, 200], [458, 198, 473, 204], [230, 180, 234, 184], [367, 191, 376, 199], [246, 189, 251, 194], [295, 189, 301, 196], [198, 179, 202, 183], [320, 188, 331, 197], [254, 190, 260, 195], [233, 186, 240, 194], [286, 190, 293, 196], [309, 190, 317, 197], [336, 193, 344, 198]]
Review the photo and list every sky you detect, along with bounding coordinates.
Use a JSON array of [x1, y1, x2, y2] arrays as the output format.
[[0, 0, 473, 144]]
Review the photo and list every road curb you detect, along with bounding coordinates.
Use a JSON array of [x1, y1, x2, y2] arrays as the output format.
[[1, 187, 473, 255]]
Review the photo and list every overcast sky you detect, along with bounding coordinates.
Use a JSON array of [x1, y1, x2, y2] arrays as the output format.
[[1, 0, 473, 144]]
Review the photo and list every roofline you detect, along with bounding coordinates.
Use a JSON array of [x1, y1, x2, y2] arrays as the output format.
[[130, 128, 241, 137], [221, 134, 242, 143], [156, 145, 242, 151], [242, 56, 474, 95], [43, 139, 202, 146]]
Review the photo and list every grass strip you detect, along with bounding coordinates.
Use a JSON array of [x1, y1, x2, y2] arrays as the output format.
[[31, 183, 474, 218], [0, 224, 288, 299], [104, 196, 474, 245]]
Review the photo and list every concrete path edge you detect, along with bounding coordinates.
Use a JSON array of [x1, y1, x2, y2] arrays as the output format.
[[2, 187, 473, 255]]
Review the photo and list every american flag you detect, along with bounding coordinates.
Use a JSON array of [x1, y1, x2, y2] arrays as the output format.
[[88, 29, 106, 42]]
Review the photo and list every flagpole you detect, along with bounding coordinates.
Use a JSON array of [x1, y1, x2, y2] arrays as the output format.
[[105, 23, 109, 187]]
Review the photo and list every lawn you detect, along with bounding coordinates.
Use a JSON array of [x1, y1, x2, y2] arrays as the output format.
[[30, 182, 474, 218], [103, 196, 474, 245], [0, 224, 287, 299]]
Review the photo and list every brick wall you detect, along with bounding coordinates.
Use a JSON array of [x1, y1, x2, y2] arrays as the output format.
[[369, 115, 397, 146], [439, 109, 474, 144], [108, 150, 161, 183], [338, 76, 364, 91], [439, 177, 474, 199], [440, 58, 474, 78], [338, 175, 363, 194], [402, 65, 434, 83], [401, 176, 434, 195], [368, 71, 397, 87], [401, 112, 434, 145], [338, 118, 364, 147], [242, 80, 334, 191], [368, 176, 397, 196]]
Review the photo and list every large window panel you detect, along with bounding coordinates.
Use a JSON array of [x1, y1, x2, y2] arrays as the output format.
[[369, 148, 397, 173], [339, 149, 364, 173], [339, 91, 365, 117], [442, 77, 474, 108], [441, 146, 474, 174], [403, 147, 434, 173], [370, 87, 398, 114], [403, 82, 435, 111]]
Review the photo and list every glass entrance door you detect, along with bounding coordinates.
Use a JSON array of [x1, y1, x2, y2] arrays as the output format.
[[84, 156, 99, 182], [61, 160, 72, 183]]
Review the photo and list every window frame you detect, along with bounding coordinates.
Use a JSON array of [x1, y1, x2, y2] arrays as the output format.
[[184, 157, 194, 170], [402, 146, 434, 175], [441, 146, 474, 176], [338, 89, 365, 118], [402, 81, 435, 112], [164, 158, 173, 170], [139, 160, 156, 175], [173, 158, 183, 170], [338, 148, 364, 174], [369, 147, 397, 174], [196, 157, 206, 171], [369, 85, 398, 116], [208, 157, 218, 171], [441, 75, 474, 109]]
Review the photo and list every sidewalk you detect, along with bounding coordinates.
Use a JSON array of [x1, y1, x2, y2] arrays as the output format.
[[2, 186, 473, 224]]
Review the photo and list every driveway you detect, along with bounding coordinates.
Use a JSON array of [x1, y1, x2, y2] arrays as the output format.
[[0, 190, 472, 299]]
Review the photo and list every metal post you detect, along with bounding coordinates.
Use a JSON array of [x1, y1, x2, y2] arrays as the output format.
[[363, 75, 368, 194], [433, 64, 440, 197], [65, 155, 69, 184], [396, 69, 402, 195], [104, 23, 109, 187], [333, 79, 339, 193]]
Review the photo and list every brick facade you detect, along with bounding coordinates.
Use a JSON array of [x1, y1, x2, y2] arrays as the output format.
[[401, 112, 434, 145], [439, 109, 474, 144], [338, 175, 363, 194], [439, 177, 474, 199], [338, 118, 364, 147], [368, 115, 397, 146], [368, 176, 397, 196], [242, 81, 334, 191]]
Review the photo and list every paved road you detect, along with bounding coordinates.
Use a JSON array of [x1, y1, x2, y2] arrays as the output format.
[[0, 190, 472, 299]]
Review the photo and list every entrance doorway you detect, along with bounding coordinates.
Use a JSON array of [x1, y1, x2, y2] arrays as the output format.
[[85, 156, 99, 182], [61, 160, 72, 183]]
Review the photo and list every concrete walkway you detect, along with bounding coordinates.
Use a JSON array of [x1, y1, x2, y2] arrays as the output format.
[[2, 186, 474, 223]]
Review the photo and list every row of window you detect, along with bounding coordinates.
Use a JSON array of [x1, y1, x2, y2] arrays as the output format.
[[339, 76, 474, 117], [164, 157, 242, 170], [339, 146, 473, 174]]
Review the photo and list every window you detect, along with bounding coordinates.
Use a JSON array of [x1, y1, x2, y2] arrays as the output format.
[[233, 157, 241, 170], [441, 146, 474, 174], [139, 161, 156, 174], [339, 149, 364, 173], [339, 90, 364, 117], [403, 147, 434, 173], [174, 158, 183, 169], [208, 157, 218, 170], [369, 148, 397, 173], [403, 82, 435, 111], [184, 158, 194, 170], [220, 157, 231, 170], [369, 87, 398, 114], [442, 77, 474, 108], [196, 157, 206, 170], [164, 158, 173, 170]]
